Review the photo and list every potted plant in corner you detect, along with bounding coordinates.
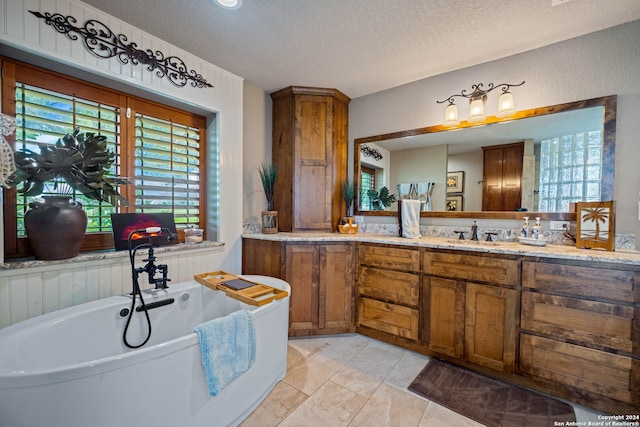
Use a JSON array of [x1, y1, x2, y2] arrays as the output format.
[[8, 128, 130, 260], [338, 179, 358, 234], [258, 162, 278, 234]]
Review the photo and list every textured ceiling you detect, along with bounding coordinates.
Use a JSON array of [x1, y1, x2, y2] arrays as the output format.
[[81, 0, 640, 99]]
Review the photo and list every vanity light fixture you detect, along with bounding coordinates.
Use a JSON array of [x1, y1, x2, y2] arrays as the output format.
[[437, 81, 525, 127], [214, 0, 242, 9]]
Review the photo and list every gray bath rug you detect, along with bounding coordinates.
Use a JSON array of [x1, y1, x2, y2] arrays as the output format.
[[408, 358, 576, 427]]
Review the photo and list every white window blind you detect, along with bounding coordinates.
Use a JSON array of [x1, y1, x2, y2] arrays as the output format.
[[134, 114, 201, 228], [14, 83, 121, 235]]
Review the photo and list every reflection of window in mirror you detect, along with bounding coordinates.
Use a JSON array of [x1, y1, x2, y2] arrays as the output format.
[[360, 166, 376, 210], [537, 129, 603, 212]]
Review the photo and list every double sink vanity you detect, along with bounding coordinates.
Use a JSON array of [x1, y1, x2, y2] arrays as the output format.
[[242, 232, 640, 415], [251, 88, 636, 413]]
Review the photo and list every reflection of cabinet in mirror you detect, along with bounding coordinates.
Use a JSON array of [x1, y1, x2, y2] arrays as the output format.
[[482, 142, 524, 211]]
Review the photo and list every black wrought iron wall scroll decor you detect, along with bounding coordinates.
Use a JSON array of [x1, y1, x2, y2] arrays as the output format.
[[30, 11, 213, 89], [360, 144, 383, 161]]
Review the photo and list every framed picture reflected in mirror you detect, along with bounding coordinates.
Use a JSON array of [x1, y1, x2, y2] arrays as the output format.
[[446, 195, 463, 212], [447, 171, 464, 194]]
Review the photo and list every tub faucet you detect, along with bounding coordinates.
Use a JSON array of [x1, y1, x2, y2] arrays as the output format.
[[128, 227, 177, 292], [133, 245, 171, 290]]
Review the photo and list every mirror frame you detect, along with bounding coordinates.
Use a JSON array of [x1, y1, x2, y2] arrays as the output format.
[[354, 95, 616, 221]]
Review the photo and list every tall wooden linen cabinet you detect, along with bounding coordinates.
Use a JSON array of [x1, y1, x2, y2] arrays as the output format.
[[271, 86, 350, 231]]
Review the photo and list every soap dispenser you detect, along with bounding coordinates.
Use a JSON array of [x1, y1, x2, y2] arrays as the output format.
[[532, 217, 541, 240], [520, 217, 530, 238]]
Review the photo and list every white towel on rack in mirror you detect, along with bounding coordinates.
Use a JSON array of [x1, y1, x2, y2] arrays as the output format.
[[401, 199, 422, 239], [397, 183, 412, 199]]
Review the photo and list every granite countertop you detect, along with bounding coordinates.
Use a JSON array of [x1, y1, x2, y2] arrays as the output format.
[[242, 232, 640, 266], [1, 241, 225, 271]]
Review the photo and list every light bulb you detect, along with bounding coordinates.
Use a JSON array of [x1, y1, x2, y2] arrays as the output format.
[[443, 103, 460, 127], [214, 0, 242, 9], [468, 98, 486, 123], [496, 91, 516, 118]]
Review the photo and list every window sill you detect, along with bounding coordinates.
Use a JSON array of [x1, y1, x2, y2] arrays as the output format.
[[1, 241, 225, 272]]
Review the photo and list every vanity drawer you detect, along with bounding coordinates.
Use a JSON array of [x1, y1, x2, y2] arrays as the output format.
[[521, 291, 636, 355], [423, 251, 518, 287], [358, 244, 420, 271], [522, 261, 636, 303], [358, 266, 419, 307], [358, 296, 419, 341], [520, 333, 636, 405]]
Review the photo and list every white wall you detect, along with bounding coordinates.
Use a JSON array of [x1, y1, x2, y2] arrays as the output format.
[[448, 150, 483, 211], [243, 82, 272, 225], [390, 145, 447, 211], [349, 20, 640, 239], [0, 0, 244, 327]]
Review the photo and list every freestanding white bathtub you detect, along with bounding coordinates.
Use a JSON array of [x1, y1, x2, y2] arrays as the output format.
[[0, 275, 290, 427]]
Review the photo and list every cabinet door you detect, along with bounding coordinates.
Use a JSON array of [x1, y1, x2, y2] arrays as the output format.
[[427, 277, 465, 358], [482, 142, 523, 211], [294, 95, 333, 230], [319, 243, 355, 331], [285, 244, 318, 334], [465, 283, 517, 373]]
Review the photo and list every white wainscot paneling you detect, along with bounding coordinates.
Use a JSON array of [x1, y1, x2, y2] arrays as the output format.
[[0, 245, 224, 329]]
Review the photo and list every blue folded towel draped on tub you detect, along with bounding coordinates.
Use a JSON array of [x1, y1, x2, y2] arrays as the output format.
[[194, 310, 256, 396]]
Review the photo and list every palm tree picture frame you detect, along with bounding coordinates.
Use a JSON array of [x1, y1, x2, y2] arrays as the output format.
[[576, 201, 615, 251]]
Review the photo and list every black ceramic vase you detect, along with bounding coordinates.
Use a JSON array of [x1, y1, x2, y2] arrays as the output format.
[[24, 196, 88, 260]]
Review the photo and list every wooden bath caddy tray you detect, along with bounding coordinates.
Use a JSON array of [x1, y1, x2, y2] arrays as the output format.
[[194, 271, 288, 306]]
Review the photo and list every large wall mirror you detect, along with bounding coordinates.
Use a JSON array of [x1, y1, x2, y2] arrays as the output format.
[[354, 95, 616, 220]]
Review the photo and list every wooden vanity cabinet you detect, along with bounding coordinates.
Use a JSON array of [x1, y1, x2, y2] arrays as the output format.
[[423, 251, 519, 373], [519, 259, 640, 411], [242, 238, 355, 336], [356, 243, 423, 349], [271, 86, 350, 232]]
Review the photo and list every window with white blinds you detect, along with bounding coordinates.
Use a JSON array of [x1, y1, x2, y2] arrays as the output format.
[[134, 114, 201, 228], [14, 83, 121, 235]]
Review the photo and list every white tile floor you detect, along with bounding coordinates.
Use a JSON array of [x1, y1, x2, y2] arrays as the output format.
[[240, 334, 606, 427]]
